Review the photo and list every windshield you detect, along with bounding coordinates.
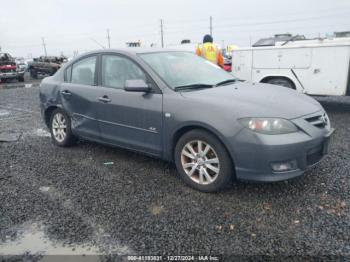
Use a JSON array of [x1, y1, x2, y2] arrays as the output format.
[[139, 51, 235, 90]]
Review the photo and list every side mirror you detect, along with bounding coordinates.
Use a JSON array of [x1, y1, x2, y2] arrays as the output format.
[[124, 79, 151, 92]]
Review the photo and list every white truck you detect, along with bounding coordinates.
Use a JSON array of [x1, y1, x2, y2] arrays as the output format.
[[231, 37, 350, 96]]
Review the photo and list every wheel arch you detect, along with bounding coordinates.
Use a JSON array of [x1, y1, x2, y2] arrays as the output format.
[[44, 105, 63, 127], [170, 123, 236, 168], [259, 75, 296, 89]]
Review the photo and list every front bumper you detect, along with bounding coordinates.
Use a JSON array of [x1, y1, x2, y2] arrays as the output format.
[[0, 72, 19, 79], [230, 112, 334, 182]]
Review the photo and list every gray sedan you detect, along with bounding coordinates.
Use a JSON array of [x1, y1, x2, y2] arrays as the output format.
[[39, 49, 334, 192]]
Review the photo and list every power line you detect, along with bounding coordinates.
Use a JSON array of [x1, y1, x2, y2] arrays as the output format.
[[211, 12, 350, 29], [215, 7, 350, 24], [90, 38, 105, 49], [162, 12, 350, 35]]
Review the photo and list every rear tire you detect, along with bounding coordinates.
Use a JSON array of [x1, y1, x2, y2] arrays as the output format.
[[17, 76, 24, 82], [266, 77, 295, 89], [30, 69, 38, 79], [174, 129, 233, 192], [49, 108, 76, 147]]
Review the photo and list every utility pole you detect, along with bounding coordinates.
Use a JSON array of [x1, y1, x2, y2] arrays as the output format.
[[42, 37, 47, 56], [90, 38, 105, 49], [107, 29, 111, 48], [210, 16, 213, 37], [160, 19, 164, 48]]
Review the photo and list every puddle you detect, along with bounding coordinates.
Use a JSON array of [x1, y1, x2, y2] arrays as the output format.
[[36, 128, 51, 137], [150, 205, 164, 215], [0, 109, 10, 117], [0, 82, 40, 90], [39, 186, 50, 192], [0, 222, 102, 256], [0, 131, 21, 142]]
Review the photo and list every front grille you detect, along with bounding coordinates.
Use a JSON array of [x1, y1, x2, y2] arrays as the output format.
[[0, 69, 16, 73], [305, 113, 328, 128]]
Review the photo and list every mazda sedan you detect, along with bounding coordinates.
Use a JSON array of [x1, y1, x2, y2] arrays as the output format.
[[39, 49, 334, 192]]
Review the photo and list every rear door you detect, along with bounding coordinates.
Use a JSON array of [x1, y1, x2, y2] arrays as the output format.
[[96, 54, 163, 156], [60, 55, 101, 140]]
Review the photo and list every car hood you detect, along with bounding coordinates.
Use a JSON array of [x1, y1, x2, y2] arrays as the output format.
[[180, 82, 323, 119]]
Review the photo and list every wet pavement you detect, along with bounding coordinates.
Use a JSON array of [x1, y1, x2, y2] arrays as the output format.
[[0, 72, 41, 90]]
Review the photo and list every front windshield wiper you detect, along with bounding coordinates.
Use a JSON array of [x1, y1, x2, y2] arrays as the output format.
[[174, 83, 214, 91], [215, 78, 237, 87]]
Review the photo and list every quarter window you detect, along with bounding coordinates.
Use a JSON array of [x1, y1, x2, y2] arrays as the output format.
[[65, 65, 72, 82], [101, 55, 146, 89], [71, 56, 96, 86]]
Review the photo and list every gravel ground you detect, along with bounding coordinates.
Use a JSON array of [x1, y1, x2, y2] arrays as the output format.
[[0, 87, 349, 261]]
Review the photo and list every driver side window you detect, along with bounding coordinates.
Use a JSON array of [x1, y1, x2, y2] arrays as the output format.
[[101, 55, 147, 89]]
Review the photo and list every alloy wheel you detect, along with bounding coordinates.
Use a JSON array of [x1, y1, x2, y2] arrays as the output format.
[[51, 112, 67, 143], [180, 140, 220, 185]]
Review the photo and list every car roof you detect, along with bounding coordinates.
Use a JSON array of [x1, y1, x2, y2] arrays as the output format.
[[78, 48, 191, 57], [55, 48, 194, 79]]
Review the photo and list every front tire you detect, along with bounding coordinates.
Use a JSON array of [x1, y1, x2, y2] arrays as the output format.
[[266, 77, 295, 89], [49, 108, 76, 147], [174, 129, 233, 192]]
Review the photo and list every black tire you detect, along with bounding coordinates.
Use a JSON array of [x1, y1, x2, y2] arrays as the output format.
[[50, 68, 57, 76], [17, 76, 24, 82], [30, 69, 38, 79], [266, 77, 295, 89], [49, 108, 76, 147], [174, 129, 234, 192]]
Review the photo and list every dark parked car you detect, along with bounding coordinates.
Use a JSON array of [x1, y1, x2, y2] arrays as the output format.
[[39, 49, 334, 192], [29, 56, 67, 79]]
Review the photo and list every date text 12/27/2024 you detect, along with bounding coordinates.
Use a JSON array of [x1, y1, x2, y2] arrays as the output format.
[[127, 255, 221, 261]]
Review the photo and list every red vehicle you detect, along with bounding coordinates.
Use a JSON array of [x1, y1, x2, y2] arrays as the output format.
[[221, 49, 232, 72], [0, 53, 24, 82], [223, 63, 232, 72]]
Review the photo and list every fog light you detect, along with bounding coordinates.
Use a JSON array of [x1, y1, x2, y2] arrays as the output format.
[[271, 160, 297, 172]]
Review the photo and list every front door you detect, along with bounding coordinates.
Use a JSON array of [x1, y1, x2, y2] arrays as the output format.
[[60, 55, 101, 140], [96, 54, 163, 156]]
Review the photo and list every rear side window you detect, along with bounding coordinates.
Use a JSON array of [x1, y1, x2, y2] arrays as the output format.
[[71, 56, 97, 86]]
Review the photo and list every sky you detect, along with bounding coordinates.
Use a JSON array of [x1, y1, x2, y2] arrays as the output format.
[[1, 0, 350, 58]]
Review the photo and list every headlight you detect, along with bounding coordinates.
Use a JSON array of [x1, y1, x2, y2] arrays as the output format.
[[239, 118, 298, 135]]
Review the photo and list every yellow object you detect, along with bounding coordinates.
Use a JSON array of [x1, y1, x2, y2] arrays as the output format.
[[226, 45, 239, 55], [196, 43, 224, 67]]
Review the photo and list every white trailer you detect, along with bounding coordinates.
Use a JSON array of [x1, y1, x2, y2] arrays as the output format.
[[231, 38, 350, 96]]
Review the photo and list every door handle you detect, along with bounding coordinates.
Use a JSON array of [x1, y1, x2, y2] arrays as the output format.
[[61, 90, 71, 96], [98, 96, 111, 103]]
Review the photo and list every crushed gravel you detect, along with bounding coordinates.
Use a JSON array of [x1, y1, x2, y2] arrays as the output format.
[[0, 87, 349, 260]]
